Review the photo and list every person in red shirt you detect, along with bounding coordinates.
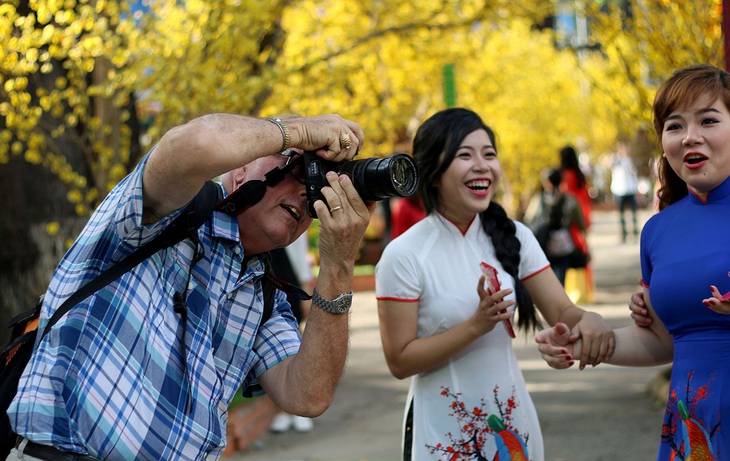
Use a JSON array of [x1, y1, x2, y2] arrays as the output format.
[[559, 145, 591, 229], [389, 194, 426, 240]]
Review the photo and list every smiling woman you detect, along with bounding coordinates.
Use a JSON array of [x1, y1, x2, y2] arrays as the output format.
[[375, 107, 614, 461], [433, 128, 500, 232]]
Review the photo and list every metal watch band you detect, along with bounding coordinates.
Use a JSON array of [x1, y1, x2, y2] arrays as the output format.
[[311, 288, 353, 315], [265, 117, 291, 154]]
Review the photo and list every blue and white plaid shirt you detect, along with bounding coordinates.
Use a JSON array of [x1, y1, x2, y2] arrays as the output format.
[[8, 154, 301, 460]]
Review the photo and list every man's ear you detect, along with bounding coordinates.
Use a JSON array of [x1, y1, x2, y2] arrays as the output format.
[[231, 165, 248, 188], [221, 165, 248, 195]]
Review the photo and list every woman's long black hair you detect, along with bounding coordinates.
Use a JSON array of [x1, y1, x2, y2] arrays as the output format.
[[559, 145, 586, 189], [413, 108, 540, 332]]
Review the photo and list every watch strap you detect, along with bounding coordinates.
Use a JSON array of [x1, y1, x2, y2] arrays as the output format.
[[311, 288, 353, 314]]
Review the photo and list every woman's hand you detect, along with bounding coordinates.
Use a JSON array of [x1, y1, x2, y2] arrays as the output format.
[[535, 322, 580, 369], [571, 312, 614, 369], [702, 285, 730, 314], [472, 275, 515, 337], [628, 290, 652, 326]]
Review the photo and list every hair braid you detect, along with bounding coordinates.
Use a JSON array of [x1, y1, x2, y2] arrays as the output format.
[[481, 202, 540, 332]]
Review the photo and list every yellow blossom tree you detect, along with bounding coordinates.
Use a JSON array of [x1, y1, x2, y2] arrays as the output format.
[[0, 0, 725, 338], [581, 0, 724, 171]]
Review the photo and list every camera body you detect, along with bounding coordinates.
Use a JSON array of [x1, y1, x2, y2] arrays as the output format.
[[302, 151, 419, 217]]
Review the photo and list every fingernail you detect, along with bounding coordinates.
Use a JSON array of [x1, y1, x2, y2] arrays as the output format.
[[568, 361, 575, 367], [560, 349, 567, 355], [565, 355, 572, 361]]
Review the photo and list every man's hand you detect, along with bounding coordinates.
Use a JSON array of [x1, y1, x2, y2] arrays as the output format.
[[287, 115, 366, 164], [314, 172, 373, 278]]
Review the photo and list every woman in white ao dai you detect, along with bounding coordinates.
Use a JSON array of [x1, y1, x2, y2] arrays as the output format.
[[375, 108, 615, 461]]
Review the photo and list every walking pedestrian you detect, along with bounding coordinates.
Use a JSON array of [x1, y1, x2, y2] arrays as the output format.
[[610, 140, 640, 242]]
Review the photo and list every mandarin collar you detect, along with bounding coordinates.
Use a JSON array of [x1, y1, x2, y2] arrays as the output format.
[[435, 210, 480, 237], [688, 176, 730, 205]]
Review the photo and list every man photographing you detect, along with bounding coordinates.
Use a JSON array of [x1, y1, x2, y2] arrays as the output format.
[[8, 114, 372, 460]]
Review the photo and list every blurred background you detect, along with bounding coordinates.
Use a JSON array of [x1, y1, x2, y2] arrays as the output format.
[[0, 0, 724, 343]]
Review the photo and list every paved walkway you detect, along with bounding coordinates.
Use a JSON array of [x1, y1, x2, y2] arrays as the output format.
[[233, 208, 666, 461]]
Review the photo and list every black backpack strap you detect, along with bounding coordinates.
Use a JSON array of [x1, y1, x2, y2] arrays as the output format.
[[258, 252, 312, 327], [41, 181, 222, 339]]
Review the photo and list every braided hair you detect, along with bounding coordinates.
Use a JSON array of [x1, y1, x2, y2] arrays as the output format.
[[481, 202, 540, 331], [413, 108, 540, 332]]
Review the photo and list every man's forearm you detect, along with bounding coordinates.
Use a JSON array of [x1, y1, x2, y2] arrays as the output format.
[[275, 305, 350, 417]]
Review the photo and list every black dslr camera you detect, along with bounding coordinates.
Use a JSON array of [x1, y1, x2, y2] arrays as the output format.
[[302, 151, 419, 217]]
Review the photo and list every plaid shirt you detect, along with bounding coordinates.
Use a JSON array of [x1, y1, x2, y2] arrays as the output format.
[[8, 154, 301, 460]]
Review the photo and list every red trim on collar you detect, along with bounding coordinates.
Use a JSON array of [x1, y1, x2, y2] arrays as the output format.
[[688, 187, 708, 204], [435, 210, 477, 236]]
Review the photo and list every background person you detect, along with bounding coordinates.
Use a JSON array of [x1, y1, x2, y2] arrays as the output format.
[[559, 145, 592, 230], [389, 194, 426, 240], [375, 108, 614, 461], [525, 168, 588, 286], [268, 232, 316, 433], [610, 140, 640, 243], [8, 113, 372, 460], [537, 64, 730, 460], [559, 145, 595, 303]]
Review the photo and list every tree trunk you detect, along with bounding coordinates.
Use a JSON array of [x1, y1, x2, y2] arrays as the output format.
[[0, 157, 86, 346]]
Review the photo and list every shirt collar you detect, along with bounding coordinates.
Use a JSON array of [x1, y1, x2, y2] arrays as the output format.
[[211, 182, 242, 241]]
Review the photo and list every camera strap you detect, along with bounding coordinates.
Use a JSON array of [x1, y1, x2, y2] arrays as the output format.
[[214, 160, 300, 216], [214, 180, 267, 216], [262, 264, 312, 301]]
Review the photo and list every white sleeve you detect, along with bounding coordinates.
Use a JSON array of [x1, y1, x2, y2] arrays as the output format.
[[375, 238, 422, 301], [283, 233, 313, 283], [515, 221, 551, 279]]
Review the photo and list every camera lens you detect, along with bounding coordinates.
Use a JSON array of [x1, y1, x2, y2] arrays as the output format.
[[390, 154, 419, 196], [339, 152, 419, 202]]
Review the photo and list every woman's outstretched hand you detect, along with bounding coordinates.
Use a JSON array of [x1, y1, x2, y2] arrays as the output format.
[[535, 322, 580, 370]]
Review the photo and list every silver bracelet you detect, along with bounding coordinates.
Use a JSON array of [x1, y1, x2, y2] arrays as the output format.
[[265, 117, 291, 153]]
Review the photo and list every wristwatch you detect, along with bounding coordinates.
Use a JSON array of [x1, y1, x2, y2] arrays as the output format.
[[311, 288, 353, 314]]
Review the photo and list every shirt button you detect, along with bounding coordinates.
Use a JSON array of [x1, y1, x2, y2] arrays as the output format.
[[227, 293, 233, 300], [234, 247, 241, 255]]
